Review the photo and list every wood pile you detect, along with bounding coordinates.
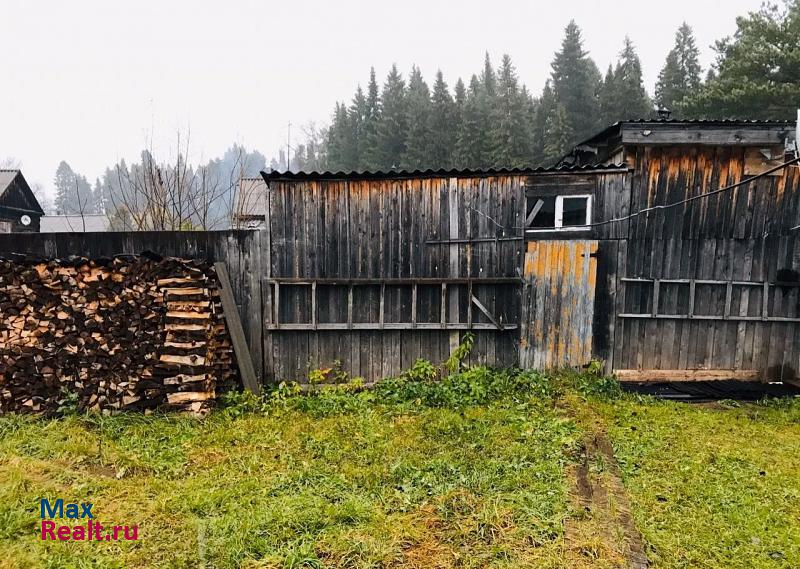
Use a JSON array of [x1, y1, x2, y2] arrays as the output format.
[[0, 254, 238, 415]]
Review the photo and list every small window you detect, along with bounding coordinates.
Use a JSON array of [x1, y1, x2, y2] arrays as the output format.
[[526, 195, 591, 231]]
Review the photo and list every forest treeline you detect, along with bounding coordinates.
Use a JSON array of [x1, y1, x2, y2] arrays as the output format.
[[290, 4, 800, 172], [47, 2, 799, 226]]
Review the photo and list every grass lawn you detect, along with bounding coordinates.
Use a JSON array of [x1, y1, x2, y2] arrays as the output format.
[[595, 395, 800, 569], [1, 366, 799, 569], [0, 368, 580, 569]]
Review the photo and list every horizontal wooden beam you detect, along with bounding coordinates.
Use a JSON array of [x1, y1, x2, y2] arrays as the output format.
[[265, 323, 518, 331], [621, 277, 800, 287], [618, 313, 800, 322], [615, 369, 761, 382], [265, 277, 522, 285]]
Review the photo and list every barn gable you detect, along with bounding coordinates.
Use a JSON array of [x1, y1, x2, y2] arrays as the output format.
[[0, 170, 44, 232]]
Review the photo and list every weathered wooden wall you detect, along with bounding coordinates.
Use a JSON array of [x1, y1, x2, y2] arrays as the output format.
[[2, 149, 798, 385], [264, 174, 527, 382], [609, 147, 800, 381]]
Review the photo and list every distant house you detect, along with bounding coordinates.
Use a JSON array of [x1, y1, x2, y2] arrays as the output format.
[[233, 177, 268, 229], [39, 214, 112, 233], [0, 170, 44, 232]]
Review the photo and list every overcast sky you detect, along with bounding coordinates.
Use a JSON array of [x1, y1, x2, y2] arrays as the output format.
[[1, 0, 763, 197]]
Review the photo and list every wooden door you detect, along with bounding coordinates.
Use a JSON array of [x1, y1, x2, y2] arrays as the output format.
[[520, 240, 598, 369]]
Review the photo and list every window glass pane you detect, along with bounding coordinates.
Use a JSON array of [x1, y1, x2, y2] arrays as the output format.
[[561, 197, 588, 227], [527, 196, 556, 228]]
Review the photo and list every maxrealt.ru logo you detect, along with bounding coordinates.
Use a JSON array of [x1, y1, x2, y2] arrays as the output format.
[[40, 499, 138, 542]]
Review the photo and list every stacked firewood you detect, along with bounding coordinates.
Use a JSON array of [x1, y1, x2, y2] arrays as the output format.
[[0, 254, 238, 415]]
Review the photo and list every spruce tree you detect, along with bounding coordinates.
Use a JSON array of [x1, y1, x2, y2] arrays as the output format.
[[481, 52, 497, 98], [344, 87, 367, 170], [374, 65, 407, 169], [683, 2, 800, 119], [402, 65, 433, 169], [325, 102, 349, 171], [609, 37, 652, 121], [360, 68, 382, 170], [549, 20, 602, 144], [93, 179, 104, 214], [489, 54, 530, 167], [531, 81, 556, 165], [598, 64, 618, 126], [54, 161, 94, 215], [429, 70, 457, 169], [455, 75, 490, 169], [655, 22, 702, 114], [544, 104, 574, 161]]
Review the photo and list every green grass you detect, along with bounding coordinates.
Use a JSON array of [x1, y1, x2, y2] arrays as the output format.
[[0, 368, 579, 569], [3, 367, 800, 569], [595, 395, 800, 569]]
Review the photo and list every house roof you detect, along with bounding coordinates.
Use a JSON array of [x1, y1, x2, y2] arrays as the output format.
[[39, 214, 111, 233], [574, 119, 797, 150], [0, 169, 45, 216], [0, 170, 19, 191], [260, 164, 628, 183]]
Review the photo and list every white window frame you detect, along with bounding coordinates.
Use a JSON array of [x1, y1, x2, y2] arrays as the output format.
[[526, 194, 592, 233]]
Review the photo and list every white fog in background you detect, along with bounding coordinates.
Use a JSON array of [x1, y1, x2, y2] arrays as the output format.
[[0, 0, 763, 197]]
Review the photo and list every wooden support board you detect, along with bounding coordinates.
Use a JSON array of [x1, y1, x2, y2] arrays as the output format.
[[615, 369, 761, 382], [214, 262, 261, 395]]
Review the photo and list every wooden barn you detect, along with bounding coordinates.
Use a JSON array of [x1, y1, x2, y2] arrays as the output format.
[[259, 119, 800, 384], [1, 120, 798, 387], [0, 170, 43, 233]]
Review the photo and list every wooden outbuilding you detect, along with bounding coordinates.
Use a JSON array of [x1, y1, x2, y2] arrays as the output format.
[[258, 119, 800, 384], [2, 120, 798, 386], [0, 170, 43, 233]]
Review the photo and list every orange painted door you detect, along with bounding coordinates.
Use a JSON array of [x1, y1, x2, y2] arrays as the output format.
[[520, 240, 598, 369]]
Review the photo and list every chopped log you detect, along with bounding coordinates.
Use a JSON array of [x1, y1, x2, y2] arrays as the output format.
[[0, 255, 240, 416]]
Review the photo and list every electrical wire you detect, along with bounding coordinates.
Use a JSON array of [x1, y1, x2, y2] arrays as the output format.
[[583, 155, 800, 229]]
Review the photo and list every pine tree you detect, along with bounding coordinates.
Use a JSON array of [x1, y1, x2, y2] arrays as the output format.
[[489, 54, 531, 167], [608, 37, 652, 121], [549, 21, 602, 144], [402, 66, 433, 169], [655, 22, 702, 114], [374, 65, 408, 169], [683, 2, 800, 119], [429, 70, 456, 169]]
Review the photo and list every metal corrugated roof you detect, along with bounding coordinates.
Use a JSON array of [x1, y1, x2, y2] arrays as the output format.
[[39, 214, 112, 233], [615, 119, 795, 125], [530, 163, 629, 173], [260, 164, 628, 182], [261, 167, 540, 181]]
